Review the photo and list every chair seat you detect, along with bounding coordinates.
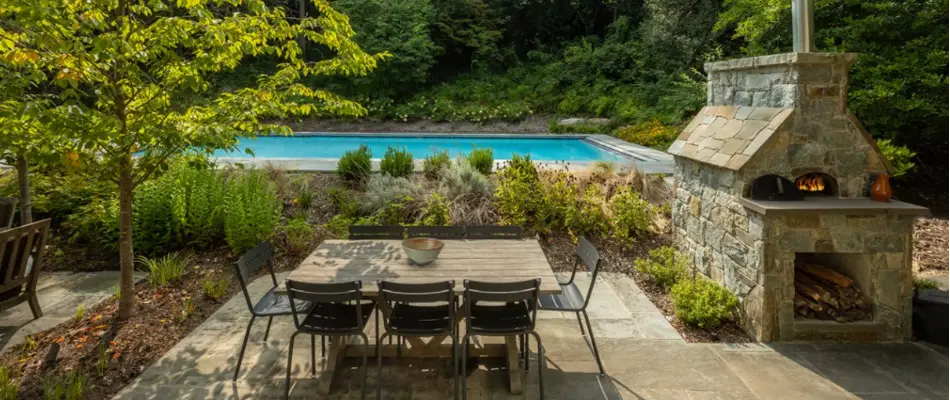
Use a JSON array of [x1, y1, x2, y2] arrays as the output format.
[[300, 301, 376, 333], [389, 303, 454, 334], [538, 282, 585, 311], [469, 301, 532, 334], [253, 287, 313, 316]]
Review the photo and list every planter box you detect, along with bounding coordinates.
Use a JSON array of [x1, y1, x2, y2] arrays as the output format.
[[913, 289, 948, 346]]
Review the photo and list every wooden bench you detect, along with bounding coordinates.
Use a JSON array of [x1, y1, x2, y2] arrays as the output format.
[[0, 219, 50, 319]]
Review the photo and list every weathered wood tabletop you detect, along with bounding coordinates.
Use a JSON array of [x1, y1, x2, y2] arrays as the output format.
[[282, 238, 561, 395]]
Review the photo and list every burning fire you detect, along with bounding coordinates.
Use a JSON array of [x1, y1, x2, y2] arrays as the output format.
[[797, 175, 825, 192]]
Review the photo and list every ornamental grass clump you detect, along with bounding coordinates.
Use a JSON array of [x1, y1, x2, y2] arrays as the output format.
[[137, 251, 195, 287], [423, 150, 451, 180], [466, 147, 494, 175]]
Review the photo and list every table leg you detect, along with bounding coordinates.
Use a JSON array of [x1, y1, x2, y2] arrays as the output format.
[[317, 335, 348, 396], [505, 335, 524, 394]]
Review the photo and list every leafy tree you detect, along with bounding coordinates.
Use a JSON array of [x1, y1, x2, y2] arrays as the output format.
[[1, 0, 385, 320], [431, 0, 505, 69]]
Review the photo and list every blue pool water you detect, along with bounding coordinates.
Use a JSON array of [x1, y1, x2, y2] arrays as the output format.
[[213, 135, 627, 162]]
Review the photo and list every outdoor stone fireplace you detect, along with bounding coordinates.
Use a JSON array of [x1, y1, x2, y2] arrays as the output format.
[[667, 52, 929, 342]]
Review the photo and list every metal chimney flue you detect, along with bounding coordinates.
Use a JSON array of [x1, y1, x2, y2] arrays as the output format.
[[791, 0, 815, 52]]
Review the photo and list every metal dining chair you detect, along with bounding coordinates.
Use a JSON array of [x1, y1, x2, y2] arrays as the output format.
[[406, 226, 465, 239], [464, 226, 523, 239], [537, 236, 605, 375], [231, 241, 313, 382], [376, 280, 458, 400], [461, 279, 544, 400], [285, 280, 376, 400], [348, 225, 405, 240]]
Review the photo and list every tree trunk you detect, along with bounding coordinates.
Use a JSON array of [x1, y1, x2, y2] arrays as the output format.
[[15, 153, 32, 224], [117, 152, 135, 320]]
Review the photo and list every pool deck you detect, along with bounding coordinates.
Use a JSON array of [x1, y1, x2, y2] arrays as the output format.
[[212, 132, 675, 175]]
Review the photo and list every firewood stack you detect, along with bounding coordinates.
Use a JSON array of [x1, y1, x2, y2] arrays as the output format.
[[793, 262, 872, 322]]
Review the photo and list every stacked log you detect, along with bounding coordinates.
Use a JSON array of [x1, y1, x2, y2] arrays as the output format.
[[793, 262, 872, 322]]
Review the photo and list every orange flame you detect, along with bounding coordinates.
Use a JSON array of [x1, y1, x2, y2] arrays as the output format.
[[797, 176, 825, 192]]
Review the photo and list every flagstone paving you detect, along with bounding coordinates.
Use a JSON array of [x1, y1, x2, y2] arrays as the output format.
[[112, 272, 949, 399]]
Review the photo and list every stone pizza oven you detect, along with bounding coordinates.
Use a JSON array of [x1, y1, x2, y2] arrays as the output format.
[[667, 51, 929, 341]]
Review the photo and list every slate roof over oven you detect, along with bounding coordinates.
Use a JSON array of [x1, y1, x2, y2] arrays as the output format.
[[667, 106, 792, 170]]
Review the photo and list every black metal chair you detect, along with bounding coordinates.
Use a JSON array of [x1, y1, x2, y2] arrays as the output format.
[[461, 279, 544, 400], [348, 225, 405, 240], [537, 236, 605, 375], [464, 226, 523, 239], [231, 241, 313, 382], [406, 226, 465, 239], [376, 281, 458, 399], [285, 280, 375, 400]]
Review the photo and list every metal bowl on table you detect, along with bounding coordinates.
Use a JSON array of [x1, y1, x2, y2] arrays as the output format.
[[402, 237, 444, 266]]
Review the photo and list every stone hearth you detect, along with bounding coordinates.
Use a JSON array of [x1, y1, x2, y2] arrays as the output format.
[[667, 53, 929, 342]]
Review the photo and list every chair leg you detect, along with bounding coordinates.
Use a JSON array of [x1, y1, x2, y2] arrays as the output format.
[[461, 334, 470, 400], [285, 331, 300, 399], [397, 336, 402, 358], [376, 332, 389, 400], [528, 332, 545, 400], [450, 334, 459, 400], [581, 310, 605, 376], [28, 293, 42, 319], [575, 311, 586, 337], [233, 315, 256, 382], [263, 316, 273, 342], [375, 309, 381, 357], [322, 336, 326, 358], [522, 334, 529, 371], [359, 332, 369, 400], [311, 335, 317, 378]]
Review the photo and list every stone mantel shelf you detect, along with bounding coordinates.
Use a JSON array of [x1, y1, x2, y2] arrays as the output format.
[[739, 197, 930, 216]]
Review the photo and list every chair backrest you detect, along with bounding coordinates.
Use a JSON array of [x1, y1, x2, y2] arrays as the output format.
[[464, 225, 523, 239], [286, 280, 364, 328], [0, 219, 49, 294], [349, 225, 405, 240], [575, 236, 602, 308], [463, 278, 541, 332], [379, 280, 455, 333], [232, 241, 276, 312], [0, 198, 16, 230], [407, 226, 465, 239]]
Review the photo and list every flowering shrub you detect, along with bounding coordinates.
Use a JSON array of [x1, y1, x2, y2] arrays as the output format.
[[615, 120, 680, 149]]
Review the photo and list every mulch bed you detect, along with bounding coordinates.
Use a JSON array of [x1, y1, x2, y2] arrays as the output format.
[[537, 231, 753, 343], [0, 246, 240, 399], [913, 217, 948, 275]]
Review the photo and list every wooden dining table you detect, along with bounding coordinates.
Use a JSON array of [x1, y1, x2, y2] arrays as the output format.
[[279, 238, 562, 395]]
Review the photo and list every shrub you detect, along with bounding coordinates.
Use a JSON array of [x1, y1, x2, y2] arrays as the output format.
[[420, 193, 451, 226], [41, 371, 86, 400], [466, 147, 494, 175], [423, 150, 451, 180], [66, 196, 121, 251], [337, 145, 373, 183], [201, 275, 230, 302], [278, 217, 315, 255], [374, 196, 416, 225], [634, 246, 689, 290], [536, 172, 578, 233], [328, 187, 360, 218], [568, 184, 610, 238], [439, 158, 495, 200], [913, 278, 938, 290], [361, 174, 420, 214], [132, 178, 176, 254], [324, 214, 355, 239], [609, 188, 655, 244], [615, 120, 680, 150], [876, 139, 916, 178], [223, 169, 280, 254], [380, 146, 414, 178], [671, 277, 738, 329], [164, 159, 224, 247], [494, 154, 541, 229], [137, 251, 195, 287], [294, 181, 314, 209], [0, 366, 16, 400]]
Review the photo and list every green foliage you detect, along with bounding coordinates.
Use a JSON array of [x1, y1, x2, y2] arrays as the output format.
[[548, 121, 609, 134], [329, 187, 361, 218], [465, 148, 494, 175], [568, 185, 610, 239], [0, 367, 14, 400], [671, 277, 738, 329], [41, 370, 85, 400], [324, 214, 356, 239], [439, 158, 495, 200], [420, 193, 451, 226], [0, 168, 115, 224], [615, 120, 681, 150], [201, 275, 231, 302], [423, 151, 452, 180], [137, 251, 194, 287], [634, 246, 689, 290], [913, 278, 938, 290], [430, 0, 504, 68], [337, 145, 373, 183], [278, 218, 315, 255], [494, 155, 542, 228], [536, 172, 579, 233], [65, 196, 120, 252], [74, 305, 84, 321], [333, 0, 440, 98], [163, 159, 225, 247], [380, 147, 414, 178], [295, 181, 314, 209], [374, 196, 416, 225], [609, 188, 655, 244], [362, 174, 421, 214], [223, 170, 280, 254], [876, 139, 916, 178]]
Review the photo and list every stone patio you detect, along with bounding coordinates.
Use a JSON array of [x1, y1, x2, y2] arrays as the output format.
[[110, 272, 948, 399]]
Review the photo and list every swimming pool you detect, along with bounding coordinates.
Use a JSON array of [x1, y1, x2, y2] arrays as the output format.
[[213, 134, 629, 162]]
